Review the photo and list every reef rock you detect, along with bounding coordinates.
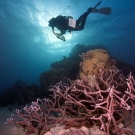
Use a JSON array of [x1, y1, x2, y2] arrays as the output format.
[[79, 49, 117, 78]]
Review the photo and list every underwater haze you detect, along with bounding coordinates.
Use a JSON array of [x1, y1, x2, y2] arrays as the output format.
[[0, 0, 135, 91]]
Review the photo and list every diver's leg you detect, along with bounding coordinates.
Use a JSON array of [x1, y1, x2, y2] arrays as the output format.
[[70, 8, 92, 31], [75, 11, 90, 31]]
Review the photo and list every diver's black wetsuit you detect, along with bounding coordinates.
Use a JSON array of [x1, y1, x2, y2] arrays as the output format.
[[72, 12, 89, 31], [51, 11, 89, 35]]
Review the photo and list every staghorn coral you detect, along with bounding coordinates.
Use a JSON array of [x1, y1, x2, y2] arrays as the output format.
[[5, 69, 135, 135]]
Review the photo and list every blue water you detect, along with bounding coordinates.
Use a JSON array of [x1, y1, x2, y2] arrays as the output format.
[[0, 0, 135, 91]]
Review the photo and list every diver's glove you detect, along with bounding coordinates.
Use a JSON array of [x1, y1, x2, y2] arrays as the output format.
[[52, 29, 65, 41], [57, 35, 65, 41], [55, 33, 65, 41]]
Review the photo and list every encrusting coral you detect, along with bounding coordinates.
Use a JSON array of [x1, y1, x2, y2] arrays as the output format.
[[5, 69, 135, 135]]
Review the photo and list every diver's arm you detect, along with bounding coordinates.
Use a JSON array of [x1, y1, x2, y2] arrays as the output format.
[[60, 30, 66, 36]]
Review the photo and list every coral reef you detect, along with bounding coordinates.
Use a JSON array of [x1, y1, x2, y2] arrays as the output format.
[[5, 69, 135, 135], [2, 45, 135, 135]]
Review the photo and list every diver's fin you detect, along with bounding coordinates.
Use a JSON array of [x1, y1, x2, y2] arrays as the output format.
[[91, 1, 111, 15], [94, 1, 102, 9], [99, 7, 111, 15], [92, 7, 111, 15], [57, 35, 65, 41]]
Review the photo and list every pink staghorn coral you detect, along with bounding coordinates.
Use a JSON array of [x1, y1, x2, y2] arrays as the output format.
[[5, 69, 135, 135]]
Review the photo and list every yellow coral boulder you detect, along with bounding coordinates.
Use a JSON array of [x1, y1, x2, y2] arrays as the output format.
[[79, 49, 117, 78]]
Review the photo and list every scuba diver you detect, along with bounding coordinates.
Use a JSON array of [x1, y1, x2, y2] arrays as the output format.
[[48, 1, 111, 41]]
